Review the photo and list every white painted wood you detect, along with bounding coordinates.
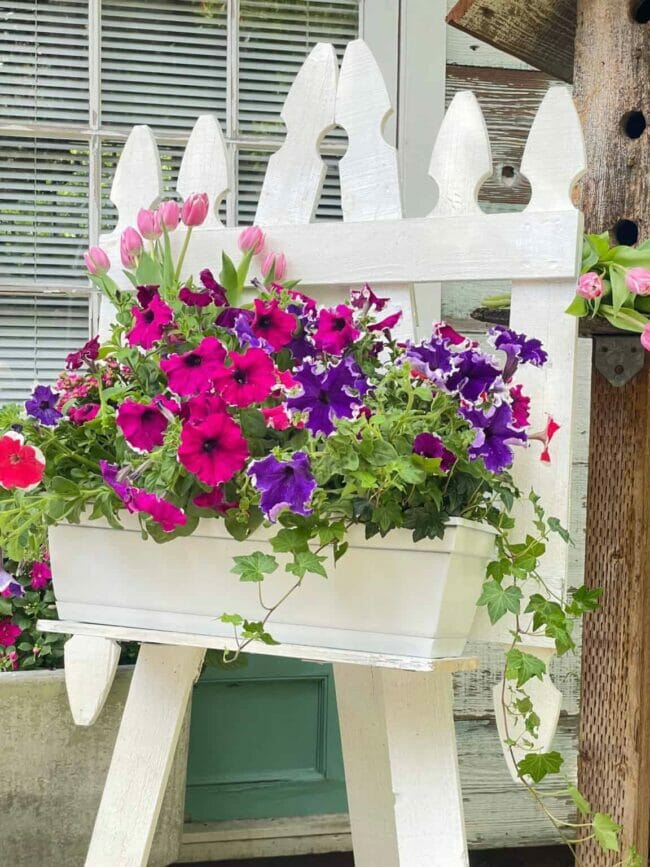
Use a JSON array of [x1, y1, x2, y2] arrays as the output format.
[[85, 643, 204, 867], [177, 114, 229, 228], [255, 42, 338, 225], [445, 0, 533, 70], [48, 518, 496, 659], [429, 90, 492, 216], [108, 125, 162, 234], [337, 39, 402, 221], [63, 635, 120, 727], [37, 621, 478, 674]]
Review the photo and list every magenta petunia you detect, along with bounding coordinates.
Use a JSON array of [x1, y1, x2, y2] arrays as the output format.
[[314, 305, 360, 355], [193, 486, 237, 513], [262, 405, 291, 430], [116, 400, 169, 452], [178, 413, 249, 485], [368, 311, 403, 333], [212, 348, 275, 408], [66, 336, 100, 371], [181, 392, 228, 424], [136, 285, 159, 307], [31, 561, 52, 590], [199, 269, 228, 306], [412, 433, 456, 472], [127, 295, 175, 350], [160, 336, 227, 396], [251, 298, 296, 351], [509, 384, 530, 430], [350, 284, 389, 312], [179, 285, 213, 308], [130, 490, 188, 532], [0, 619, 21, 648], [68, 403, 100, 425]]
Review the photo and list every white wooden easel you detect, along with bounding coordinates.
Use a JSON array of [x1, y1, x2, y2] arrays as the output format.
[[39, 38, 585, 867]]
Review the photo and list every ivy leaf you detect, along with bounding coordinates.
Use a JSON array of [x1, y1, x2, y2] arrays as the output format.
[[231, 551, 278, 583], [286, 551, 328, 579], [547, 516, 571, 544], [220, 612, 243, 625], [241, 620, 280, 645], [517, 751, 563, 784], [567, 784, 591, 816], [477, 580, 522, 624], [567, 585, 603, 615], [592, 813, 621, 852], [505, 648, 546, 687]]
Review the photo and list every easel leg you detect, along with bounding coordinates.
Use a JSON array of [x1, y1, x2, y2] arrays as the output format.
[[334, 665, 469, 867], [85, 643, 205, 867]]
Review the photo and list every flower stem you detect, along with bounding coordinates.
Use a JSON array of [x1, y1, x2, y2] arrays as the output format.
[[174, 227, 193, 282]]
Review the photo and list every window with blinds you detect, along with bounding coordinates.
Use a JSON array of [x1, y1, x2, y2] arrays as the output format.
[[0, 0, 359, 404]]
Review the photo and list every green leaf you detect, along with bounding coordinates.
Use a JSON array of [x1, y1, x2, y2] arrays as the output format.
[[394, 458, 426, 485], [567, 784, 591, 816], [135, 251, 162, 286], [581, 236, 600, 272], [220, 252, 240, 304], [359, 437, 398, 466], [271, 527, 311, 553], [238, 408, 269, 438], [593, 812, 621, 852], [231, 551, 278, 583], [610, 263, 631, 314], [547, 516, 571, 544], [599, 304, 648, 334], [51, 476, 80, 496], [477, 580, 522, 624], [505, 648, 546, 687], [565, 295, 588, 317], [517, 751, 563, 783], [0, 598, 12, 616], [220, 612, 243, 625], [286, 551, 328, 579]]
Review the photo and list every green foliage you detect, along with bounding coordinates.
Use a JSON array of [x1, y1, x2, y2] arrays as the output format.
[[517, 751, 563, 783], [231, 552, 278, 583]]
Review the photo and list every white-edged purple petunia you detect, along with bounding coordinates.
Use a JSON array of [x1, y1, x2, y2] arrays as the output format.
[[287, 359, 367, 437], [460, 403, 527, 473], [0, 564, 24, 598], [488, 326, 547, 382], [247, 451, 317, 522], [25, 385, 62, 427]]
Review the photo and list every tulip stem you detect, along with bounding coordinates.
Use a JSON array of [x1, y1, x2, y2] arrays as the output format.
[[174, 227, 193, 283]]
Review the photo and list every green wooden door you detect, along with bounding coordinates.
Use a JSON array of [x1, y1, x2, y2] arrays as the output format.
[[185, 656, 348, 822]]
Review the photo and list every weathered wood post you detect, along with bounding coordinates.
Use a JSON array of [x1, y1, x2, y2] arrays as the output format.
[[574, 2, 650, 864]]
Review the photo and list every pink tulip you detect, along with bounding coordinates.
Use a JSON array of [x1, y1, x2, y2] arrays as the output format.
[[641, 323, 650, 352], [84, 246, 110, 275], [136, 208, 162, 240], [261, 252, 287, 281], [238, 225, 265, 255], [181, 193, 209, 227], [626, 267, 650, 296], [120, 227, 143, 268], [158, 200, 180, 231], [576, 272, 603, 301]]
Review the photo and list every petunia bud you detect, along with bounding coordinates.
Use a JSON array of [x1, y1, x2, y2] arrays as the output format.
[[261, 251, 287, 281], [84, 246, 110, 275], [641, 323, 650, 352], [137, 208, 162, 240], [181, 192, 209, 227], [158, 200, 180, 231], [626, 267, 650, 296], [238, 225, 265, 255], [120, 227, 143, 268], [576, 272, 603, 301]]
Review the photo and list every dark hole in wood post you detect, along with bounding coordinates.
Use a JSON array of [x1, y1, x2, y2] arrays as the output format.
[[632, 0, 650, 23], [501, 165, 515, 178], [613, 219, 640, 245], [621, 110, 647, 138]]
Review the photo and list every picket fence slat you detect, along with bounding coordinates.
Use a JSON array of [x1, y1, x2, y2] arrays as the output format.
[[177, 115, 229, 227], [109, 124, 161, 233]]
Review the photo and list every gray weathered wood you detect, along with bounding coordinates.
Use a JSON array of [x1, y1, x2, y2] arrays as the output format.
[[446, 0, 576, 83]]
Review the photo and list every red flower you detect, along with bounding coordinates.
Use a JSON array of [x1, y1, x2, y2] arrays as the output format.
[[178, 413, 248, 485], [0, 432, 45, 491], [529, 416, 560, 463], [262, 405, 291, 430], [213, 349, 275, 408], [251, 298, 296, 351]]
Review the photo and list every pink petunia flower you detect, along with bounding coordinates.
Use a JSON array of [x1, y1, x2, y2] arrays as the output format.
[[350, 284, 389, 312], [509, 384, 530, 429], [117, 400, 169, 452], [314, 304, 360, 355], [0, 619, 21, 647], [251, 299, 296, 351], [368, 311, 402, 333], [212, 349, 275, 408], [178, 413, 248, 485], [529, 417, 560, 463], [130, 490, 187, 532], [181, 392, 228, 424], [68, 403, 100, 425], [160, 336, 227, 396], [262, 405, 291, 430], [66, 336, 100, 371], [193, 486, 237, 513], [127, 295, 175, 350], [0, 432, 45, 491], [31, 561, 52, 590]]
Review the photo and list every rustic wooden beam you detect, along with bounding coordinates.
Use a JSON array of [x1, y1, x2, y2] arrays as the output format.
[[575, 2, 650, 864], [446, 0, 576, 83]]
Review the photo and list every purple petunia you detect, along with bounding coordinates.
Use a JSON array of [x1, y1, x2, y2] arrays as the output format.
[[405, 337, 455, 384], [25, 385, 62, 426], [488, 326, 547, 382], [460, 403, 527, 473], [287, 359, 367, 436], [0, 564, 24, 598], [412, 433, 456, 472], [247, 451, 317, 522], [446, 349, 502, 403]]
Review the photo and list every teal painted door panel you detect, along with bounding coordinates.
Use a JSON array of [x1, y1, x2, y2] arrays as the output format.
[[185, 655, 348, 822]]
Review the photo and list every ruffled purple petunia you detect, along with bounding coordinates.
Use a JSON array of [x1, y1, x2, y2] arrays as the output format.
[[25, 385, 62, 426], [287, 359, 367, 436], [412, 433, 456, 472], [446, 349, 502, 403], [0, 565, 24, 598], [488, 326, 547, 382], [405, 337, 455, 384], [247, 451, 317, 522], [460, 403, 527, 473]]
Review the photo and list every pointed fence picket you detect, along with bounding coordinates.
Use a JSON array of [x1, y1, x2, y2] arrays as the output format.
[[77, 37, 586, 867]]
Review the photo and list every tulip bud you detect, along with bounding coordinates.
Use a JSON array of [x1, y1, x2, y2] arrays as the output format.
[[238, 225, 265, 255], [120, 227, 144, 268], [626, 267, 650, 296], [84, 246, 110, 275], [136, 208, 162, 240], [158, 200, 180, 231], [642, 323, 650, 352], [261, 251, 287, 281], [576, 272, 603, 301], [181, 192, 209, 227]]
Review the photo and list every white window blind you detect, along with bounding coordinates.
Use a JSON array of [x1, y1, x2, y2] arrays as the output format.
[[0, 0, 360, 405]]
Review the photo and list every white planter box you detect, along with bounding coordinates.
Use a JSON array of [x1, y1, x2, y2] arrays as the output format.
[[0, 667, 188, 867], [49, 517, 496, 658]]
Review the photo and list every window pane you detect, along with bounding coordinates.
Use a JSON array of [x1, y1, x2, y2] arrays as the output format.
[[0, 137, 89, 284], [101, 0, 227, 132], [0, 293, 89, 404], [239, 0, 359, 137], [0, 0, 89, 125], [237, 149, 342, 225]]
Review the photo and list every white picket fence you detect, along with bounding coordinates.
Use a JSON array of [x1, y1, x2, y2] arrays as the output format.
[[79, 38, 585, 866]]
